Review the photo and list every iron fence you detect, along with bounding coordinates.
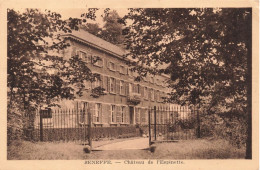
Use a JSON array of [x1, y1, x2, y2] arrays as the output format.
[[24, 105, 200, 146], [148, 106, 199, 145]]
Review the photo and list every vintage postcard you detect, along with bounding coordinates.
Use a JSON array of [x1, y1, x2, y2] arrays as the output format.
[[0, 0, 259, 169]]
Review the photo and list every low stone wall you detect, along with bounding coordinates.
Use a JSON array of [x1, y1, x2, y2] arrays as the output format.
[[28, 126, 141, 142]]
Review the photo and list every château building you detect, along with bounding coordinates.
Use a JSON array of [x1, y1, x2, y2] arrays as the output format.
[[59, 30, 172, 127]]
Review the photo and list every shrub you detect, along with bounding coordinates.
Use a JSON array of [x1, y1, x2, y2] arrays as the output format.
[[7, 107, 24, 145], [199, 113, 247, 148]]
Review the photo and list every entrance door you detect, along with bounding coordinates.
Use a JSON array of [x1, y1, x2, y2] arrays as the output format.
[[129, 106, 134, 124]]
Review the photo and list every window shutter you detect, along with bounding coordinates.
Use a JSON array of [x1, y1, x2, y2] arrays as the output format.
[[125, 82, 129, 95], [113, 79, 116, 93], [100, 75, 103, 88], [133, 84, 135, 93], [107, 60, 109, 68], [90, 81, 93, 90], [124, 107, 127, 123], [107, 77, 110, 92], [125, 107, 129, 123], [103, 76, 107, 91], [108, 105, 111, 123], [116, 106, 121, 123], [89, 103, 95, 124], [142, 108, 147, 124], [100, 104, 103, 123], [140, 86, 144, 97], [124, 67, 127, 74], [72, 47, 77, 57], [122, 81, 125, 95], [140, 108, 144, 124], [135, 107, 138, 124], [116, 79, 120, 94], [94, 103, 98, 123]]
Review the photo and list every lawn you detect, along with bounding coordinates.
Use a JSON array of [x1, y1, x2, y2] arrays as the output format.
[[7, 138, 246, 160]]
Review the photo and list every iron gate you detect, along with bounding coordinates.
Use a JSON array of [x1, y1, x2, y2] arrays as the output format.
[[148, 105, 200, 145]]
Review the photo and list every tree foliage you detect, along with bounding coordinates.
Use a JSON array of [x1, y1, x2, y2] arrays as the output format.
[[80, 9, 125, 45], [121, 8, 251, 114], [7, 8, 103, 112], [81, 23, 102, 36], [120, 8, 252, 156], [100, 10, 124, 45]]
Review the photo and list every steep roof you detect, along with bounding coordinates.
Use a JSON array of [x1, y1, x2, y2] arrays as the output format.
[[62, 30, 126, 58], [62, 29, 170, 79]]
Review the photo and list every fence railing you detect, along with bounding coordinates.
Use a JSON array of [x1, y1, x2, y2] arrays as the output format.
[[147, 106, 199, 145], [25, 105, 200, 145]]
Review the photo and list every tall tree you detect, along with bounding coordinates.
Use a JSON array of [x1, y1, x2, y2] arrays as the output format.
[[7, 8, 103, 112], [81, 23, 102, 36], [100, 10, 124, 45], [121, 8, 252, 158]]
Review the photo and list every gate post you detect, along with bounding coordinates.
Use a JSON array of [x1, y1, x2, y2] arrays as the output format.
[[154, 106, 157, 141], [196, 107, 201, 138], [39, 111, 43, 141], [87, 107, 92, 148], [148, 108, 151, 146]]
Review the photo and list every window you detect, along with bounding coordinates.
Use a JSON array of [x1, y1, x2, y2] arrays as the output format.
[[133, 84, 140, 94], [157, 90, 160, 101], [108, 62, 116, 71], [95, 103, 101, 123], [92, 76, 101, 88], [120, 80, 124, 95], [144, 87, 148, 99], [137, 85, 140, 94], [86, 54, 92, 63], [132, 84, 140, 94], [109, 77, 116, 93], [111, 105, 116, 123], [77, 51, 86, 58], [119, 66, 123, 74], [135, 108, 141, 124], [150, 77, 154, 84], [130, 83, 134, 93], [92, 56, 103, 67], [127, 68, 133, 76], [121, 106, 125, 123], [151, 89, 154, 101], [119, 66, 127, 74], [77, 51, 90, 63], [156, 79, 160, 85]]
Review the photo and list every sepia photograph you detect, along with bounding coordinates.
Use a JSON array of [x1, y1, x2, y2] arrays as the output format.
[[1, 0, 259, 169]]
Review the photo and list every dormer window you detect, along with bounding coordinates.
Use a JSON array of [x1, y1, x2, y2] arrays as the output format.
[[108, 62, 116, 71], [76, 50, 90, 63], [119, 65, 127, 74], [92, 56, 103, 67]]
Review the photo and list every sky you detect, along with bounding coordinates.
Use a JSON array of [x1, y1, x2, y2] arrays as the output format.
[[11, 7, 128, 26], [54, 8, 128, 26]]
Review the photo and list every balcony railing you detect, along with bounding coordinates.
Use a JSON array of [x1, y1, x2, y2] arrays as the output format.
[[127, 92, 141, 105]]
